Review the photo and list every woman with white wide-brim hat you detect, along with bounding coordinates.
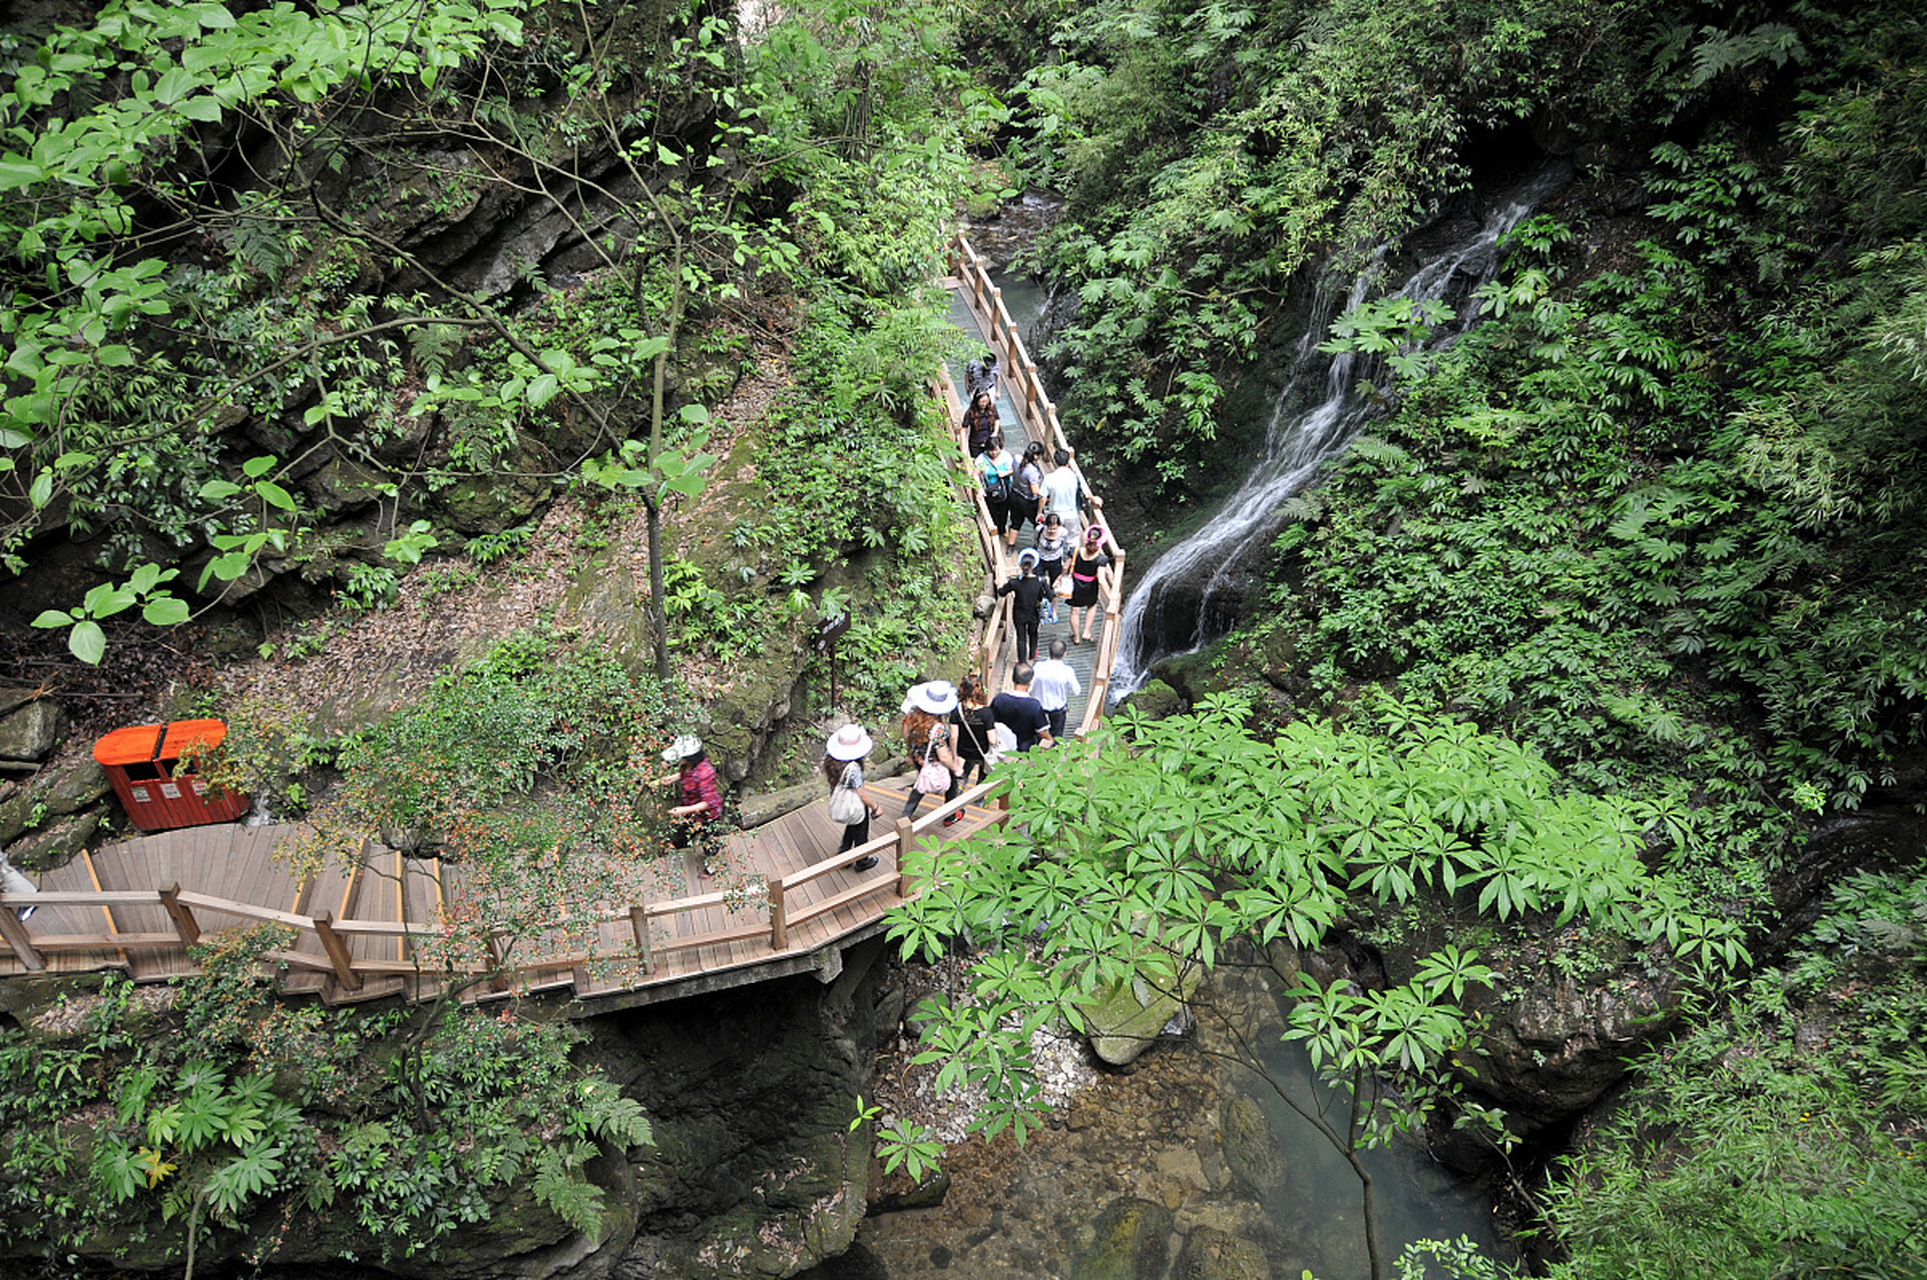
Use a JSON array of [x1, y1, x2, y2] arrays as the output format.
[[899, 679, 962, 823], [823, 724, 884, 871]]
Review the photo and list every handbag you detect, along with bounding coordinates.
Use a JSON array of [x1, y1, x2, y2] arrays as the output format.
[[914, 724, 952, 794], [828, 765, 866, 825]]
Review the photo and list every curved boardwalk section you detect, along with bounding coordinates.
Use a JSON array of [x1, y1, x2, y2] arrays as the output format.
[[0, 234, 1123, 1010]]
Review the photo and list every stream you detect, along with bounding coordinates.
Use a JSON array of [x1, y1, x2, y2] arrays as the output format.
[[818, 962, 1502, 1280]]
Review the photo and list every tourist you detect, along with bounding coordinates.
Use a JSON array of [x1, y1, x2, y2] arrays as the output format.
[[1033, 512, 1071, 624], [965, 350, 1000, 402], [962, 390, 998, 457], [1068, 524, 1112, 644], [1031, 638, 1082, 741], [1012, 441, 1046, 535], [999, 549, 1049, 663], [990, 662, 1054, 753], [976, 435, 1017, 549], [900, 680, 961, 821], [1039, 447, 1083, 539], [656, 734, 725, 877], [948, 676, 996, 818], [823, 723, 884, 871]]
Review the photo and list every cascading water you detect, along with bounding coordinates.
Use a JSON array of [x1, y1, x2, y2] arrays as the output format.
[[1110, 166, 1569, 695]]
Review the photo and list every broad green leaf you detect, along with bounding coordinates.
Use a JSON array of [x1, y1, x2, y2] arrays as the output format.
[[68, 620, 106, 665], [143, 596, 190, 626]]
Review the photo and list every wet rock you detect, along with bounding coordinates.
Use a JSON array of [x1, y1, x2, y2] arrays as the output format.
[[1119, 679, 1186, 722], [870, 1168, 950, 1212], [1219, 1094, 1288, 1203], [1072, 1196, 1174, 1280], [0, 699, 64, 763], [1088, 962, 1201, 1065], [1175, 1226, 1271, 1280]]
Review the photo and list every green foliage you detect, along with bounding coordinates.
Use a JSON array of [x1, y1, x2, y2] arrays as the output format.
[[989, 0, 1653, 482], [0, 965, 652, 1267], [888, 694, 1747, 1145], [1541, 986, 1927, 1280]]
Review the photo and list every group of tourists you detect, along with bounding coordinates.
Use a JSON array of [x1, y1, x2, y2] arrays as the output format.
[[659, 346, 1116, 879], [817, 648, 1084, 867]]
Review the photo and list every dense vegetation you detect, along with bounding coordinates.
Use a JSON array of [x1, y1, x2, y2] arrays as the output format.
[[7, 0, 1927, 1274], [921, 0, 1927, 1274]]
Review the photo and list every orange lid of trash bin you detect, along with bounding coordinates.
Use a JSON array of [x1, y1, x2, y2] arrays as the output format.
[[93, 723, 167, 767], [93, 719, 228, 767], [159, 719, 227, 760]]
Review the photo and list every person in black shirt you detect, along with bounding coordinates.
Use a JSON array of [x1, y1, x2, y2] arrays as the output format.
[[990, 663, 1055, 753], [999, 551, 1049, 663]]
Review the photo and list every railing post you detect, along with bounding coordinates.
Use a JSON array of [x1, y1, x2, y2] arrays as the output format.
[[312, 910, 362, 991], [895, 817, 915, 872], [629, 904, 653, 975], [157, 881, 200, 947], [0, 903, 44, 971], [769, 879, 788, 951]]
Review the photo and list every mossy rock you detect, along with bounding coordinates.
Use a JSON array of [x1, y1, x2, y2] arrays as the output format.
[[1176, 1227, 1271, 1280], [1120, 679, 1187, 723], [1072, 1195, 1174, 1280], [1219, 1093, 1289, 1203], [1087, 961, 1201, 1066], [4, 811, 98, 872]]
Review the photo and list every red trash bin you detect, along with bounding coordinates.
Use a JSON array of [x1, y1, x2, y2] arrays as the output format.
[[93, 719, 251, 834]]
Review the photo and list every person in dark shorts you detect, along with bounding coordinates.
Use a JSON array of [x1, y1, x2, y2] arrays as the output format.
[[990, 663, 1054, 753], [976, 435, 1016, 547]]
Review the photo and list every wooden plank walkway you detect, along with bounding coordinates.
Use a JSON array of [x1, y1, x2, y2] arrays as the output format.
[[0, 233, 1121, 1012], [0, 777, 1008, 1010]]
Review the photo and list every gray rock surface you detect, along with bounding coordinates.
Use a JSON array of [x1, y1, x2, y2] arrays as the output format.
[[1072, 1196, 1174, 1280], [1175, 1227, 1270, 1280], [0, 699, 64, 763]]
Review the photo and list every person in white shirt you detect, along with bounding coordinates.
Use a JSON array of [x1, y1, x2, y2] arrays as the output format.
[[1030, 638, 1083, 740], [1039, 448, 1083, 540]]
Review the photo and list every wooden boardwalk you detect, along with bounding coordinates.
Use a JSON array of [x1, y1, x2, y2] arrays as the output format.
[[0, 233, 1123, 1011], [0, 777, 1007, 1010]]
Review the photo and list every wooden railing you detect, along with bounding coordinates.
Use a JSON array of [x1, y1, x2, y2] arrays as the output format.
[[0, 780, 1007, 995], [947, 232, 1127, 731]]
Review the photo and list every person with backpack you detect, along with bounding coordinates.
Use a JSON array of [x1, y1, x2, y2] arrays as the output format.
[[965, 351, 1000, 402], [998, 549, 1050, 663], [975, 434, 1018, 548], [1012, 441, 1047, 536]]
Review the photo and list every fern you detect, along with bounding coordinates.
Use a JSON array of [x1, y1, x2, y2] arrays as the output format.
[[409, 322, 465, 381], [531, 1144, 606, 1235]]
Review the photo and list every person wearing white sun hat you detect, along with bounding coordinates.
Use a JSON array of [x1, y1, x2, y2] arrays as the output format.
[[823, 724, 884, 871], [899, 679, 962, 823], [655, 734, 725, 876]]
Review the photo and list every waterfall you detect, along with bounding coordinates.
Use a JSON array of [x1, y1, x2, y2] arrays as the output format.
[[1109, 167, 1568, 696]]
